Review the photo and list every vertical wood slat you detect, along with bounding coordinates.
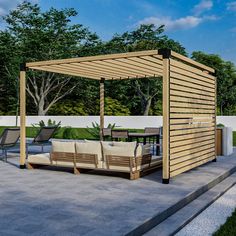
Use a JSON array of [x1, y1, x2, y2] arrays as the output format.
[[100, 78, 105, 140], [162, 58, 170, 182], [20, 70, 26, 167]]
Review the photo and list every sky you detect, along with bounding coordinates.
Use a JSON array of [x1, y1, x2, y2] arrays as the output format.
[[0, 0, 236, 64]]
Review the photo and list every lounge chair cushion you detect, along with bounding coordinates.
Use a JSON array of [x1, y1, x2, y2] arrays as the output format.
[[51, 141, 75, 153], [28, 153, 51, 165]]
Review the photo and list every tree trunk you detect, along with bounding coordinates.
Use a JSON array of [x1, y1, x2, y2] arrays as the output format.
[[220, 104, 223, 116], [143, 98, 152, 116], [38, 98, 46, 116]]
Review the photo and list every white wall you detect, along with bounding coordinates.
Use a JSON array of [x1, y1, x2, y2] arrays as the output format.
[[0, 116, 162, 129], [0, 115, 236, 130]]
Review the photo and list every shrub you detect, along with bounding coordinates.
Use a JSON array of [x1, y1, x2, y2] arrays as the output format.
[[86, 122, 116, 140], [48, 100, 88, 115], [31, 119, 61, 137]]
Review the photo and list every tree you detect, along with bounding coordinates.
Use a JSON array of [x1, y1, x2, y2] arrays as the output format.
[[2, 1, 101, 115], [0, 31, 20, 115], [192, 51, 236, 115], [103, 24, 187, 115]]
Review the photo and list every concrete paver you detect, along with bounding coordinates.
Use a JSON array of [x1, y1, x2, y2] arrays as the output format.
[[0, 150, 236, 235]]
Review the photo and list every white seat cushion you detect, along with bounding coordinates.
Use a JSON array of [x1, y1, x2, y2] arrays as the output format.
[[28, 153, 51, 165]]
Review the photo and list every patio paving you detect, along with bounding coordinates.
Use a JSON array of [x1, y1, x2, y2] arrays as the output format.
[[0, 148, 236, 236]]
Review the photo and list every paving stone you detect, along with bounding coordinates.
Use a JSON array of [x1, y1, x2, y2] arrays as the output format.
[[0, 150, 236, 235]]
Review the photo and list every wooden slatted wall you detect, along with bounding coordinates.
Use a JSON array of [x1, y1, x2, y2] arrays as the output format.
[[168, 57, 216, 178]]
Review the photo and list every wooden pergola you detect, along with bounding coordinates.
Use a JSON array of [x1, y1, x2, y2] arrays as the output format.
[[20, 49, 216, 183]]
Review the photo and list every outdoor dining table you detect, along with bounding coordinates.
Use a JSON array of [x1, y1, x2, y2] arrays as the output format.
[[128, 132, 160, 156]]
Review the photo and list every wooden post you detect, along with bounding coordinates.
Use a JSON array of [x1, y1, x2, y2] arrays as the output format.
[[159, 49, 171, 184], [100, 78, 105, 140], [19, 63, 26, 169]]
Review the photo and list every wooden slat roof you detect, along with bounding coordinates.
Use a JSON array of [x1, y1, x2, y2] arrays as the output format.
[[26, 49, 214, 80]]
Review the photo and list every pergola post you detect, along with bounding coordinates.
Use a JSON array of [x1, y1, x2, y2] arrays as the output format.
[[100, 78, 105, 140], [159, 49, 171, 184], [19, 63, 26, 169]]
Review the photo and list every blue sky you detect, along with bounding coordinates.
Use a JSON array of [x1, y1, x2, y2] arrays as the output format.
[[1, 0, 236, 64]]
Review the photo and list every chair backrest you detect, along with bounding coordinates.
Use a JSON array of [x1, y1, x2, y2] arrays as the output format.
[[33, 126, 58, 143], [111, 130, 129, 139], [102, 128, 112, 137], [144, 127, 160, 134], [0, 128, 20, 146]]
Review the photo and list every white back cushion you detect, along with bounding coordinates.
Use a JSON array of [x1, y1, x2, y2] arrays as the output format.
[[112, 141, 137, 148], [75, 141, 102, 161], [103, 144, 136, 157], [52, 141, 75, 153]]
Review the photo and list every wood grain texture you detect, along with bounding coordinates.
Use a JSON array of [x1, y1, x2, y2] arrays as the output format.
[[169, 57, 216, 178], [20, 70, 26, 166]]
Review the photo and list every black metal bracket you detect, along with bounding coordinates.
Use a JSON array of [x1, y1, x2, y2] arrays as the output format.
[[158, 48, 171, 59], [100, 78, 105, 83], [162, 178, 170, 184], [20, 164, 26, 169], [20, 62, 27, 71]]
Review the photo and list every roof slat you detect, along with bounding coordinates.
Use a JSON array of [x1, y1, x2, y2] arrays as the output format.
[[26, 50, 158, 67]]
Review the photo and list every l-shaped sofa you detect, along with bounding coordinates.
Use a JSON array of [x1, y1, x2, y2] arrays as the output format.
[[28, 140, 162, 180]]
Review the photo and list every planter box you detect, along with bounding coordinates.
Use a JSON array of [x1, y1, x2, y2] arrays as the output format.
[[216, 127, 233, 156]]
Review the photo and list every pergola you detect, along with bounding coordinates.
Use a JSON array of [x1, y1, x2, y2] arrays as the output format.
[[19, 49, 216, 183]]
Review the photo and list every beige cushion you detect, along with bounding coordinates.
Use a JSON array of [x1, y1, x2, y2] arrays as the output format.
[[141, 144, 152, 156], [76, 162, 103, 169], [112, 141, 137, 148], [136, 145, 142, 157], [103, 144, 138, 172], [76, 141, 102, 161], [101, 141, 113, 147], [28, 153, 51, 165], [103, 144, 136, 157], [53, 161, 74, 167], [51, 141, 75, 153]]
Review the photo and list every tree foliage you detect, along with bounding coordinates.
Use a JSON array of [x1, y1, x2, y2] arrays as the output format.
[[1, 1, 100, 115], [0, 1, 235, 116], [192, 51, 236, 115]]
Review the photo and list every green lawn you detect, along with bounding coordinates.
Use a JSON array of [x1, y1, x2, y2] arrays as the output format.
[[213, 208, 236, 236], [233, 132, 236, 146], [1, 126, 236, 144], [0, 126, 143, 140]]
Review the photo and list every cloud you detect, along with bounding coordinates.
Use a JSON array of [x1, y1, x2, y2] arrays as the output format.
[[0, 0, 38, 17], [227, 1, 236, 11], [193, 0, 213, 15], [138, 15, 217, 32]]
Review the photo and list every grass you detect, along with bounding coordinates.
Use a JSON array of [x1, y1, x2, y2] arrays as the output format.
[[1, 126, 236, 143], [213, 208, 236, 236], [0, 126, 143, 140], [233, 132, 236, 146]]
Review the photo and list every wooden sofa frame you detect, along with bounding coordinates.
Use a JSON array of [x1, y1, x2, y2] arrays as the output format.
[[28, 150, 162, 180]]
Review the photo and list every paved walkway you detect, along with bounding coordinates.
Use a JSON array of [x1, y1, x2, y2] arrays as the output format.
[[176, 184, 236, 236], [0, 151, 236, 235]]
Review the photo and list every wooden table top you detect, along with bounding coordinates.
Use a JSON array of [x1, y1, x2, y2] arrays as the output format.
[[128, 132, 160, 137]]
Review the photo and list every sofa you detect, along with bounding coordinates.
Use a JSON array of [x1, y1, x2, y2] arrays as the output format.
[[28, 140, 162, 180]]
